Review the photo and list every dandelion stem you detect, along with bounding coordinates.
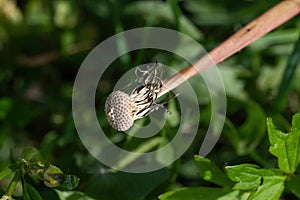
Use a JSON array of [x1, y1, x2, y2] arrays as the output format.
[[160, 0, 300, 96]]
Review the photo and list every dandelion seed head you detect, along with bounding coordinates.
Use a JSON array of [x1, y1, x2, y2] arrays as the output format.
[[105, 90, 134, 131]]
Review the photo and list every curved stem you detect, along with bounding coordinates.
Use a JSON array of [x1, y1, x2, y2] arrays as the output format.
[[113, 137, 166, 170], [160, 0, 300, 96]]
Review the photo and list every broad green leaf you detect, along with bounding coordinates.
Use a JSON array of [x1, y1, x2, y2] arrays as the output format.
[[226, 164, 261, 190], [292, 113, 300, 130], [267, 118, 300, 173], [226, 164, 283, 190], [286, 173, 300, 198], [179, 159, 199, 179], [248, 176, 285, 200], [256, 168, 283, 177], [55, 190, 96, 200], [218, 190, 250, 200], [23, 181, 43, 200], [159, 187, 231, 200], [194, 156, 234, 188]]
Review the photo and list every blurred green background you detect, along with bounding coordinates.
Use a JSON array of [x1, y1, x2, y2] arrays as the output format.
[[0, 0, 299, 199]]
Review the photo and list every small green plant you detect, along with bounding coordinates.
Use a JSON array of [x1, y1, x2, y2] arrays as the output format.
[[159, 112, 300, 200], [0, 148, 79, 200]]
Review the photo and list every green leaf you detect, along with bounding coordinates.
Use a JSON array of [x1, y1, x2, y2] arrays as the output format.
[[217, 190, 250, 200], [23, 181, 43, 200], [248, 176, 285, 200], [0, 167, 12, 181], [226, 164, 283, 190], [226, 163, 285, 200], [194, 156, 234, 188], [159, 187, 231, 200], [267, 117, 300, 173], [226, 164, 261, 190], [286, 174, 300, 198], [55, 190, 96, 200], [292, 113, 300, 130]]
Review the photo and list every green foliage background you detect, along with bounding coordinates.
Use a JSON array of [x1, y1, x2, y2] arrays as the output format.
[[0, 0, 299, 199]]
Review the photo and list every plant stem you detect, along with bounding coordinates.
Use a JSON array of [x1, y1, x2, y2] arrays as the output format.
[[114, 137, 166, 170], [160, 0, 300, 96], [6, 170, 21, 197], [274, 32, 300, 111]]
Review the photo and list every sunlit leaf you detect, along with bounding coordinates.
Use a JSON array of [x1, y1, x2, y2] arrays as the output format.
[[248, 176, 285, 200], [159, 187, 232, 200], [194, 156, 234, 188], [226, 164, 261, 190], [226, 164, 283, 190], [267, 117, 300, 174]]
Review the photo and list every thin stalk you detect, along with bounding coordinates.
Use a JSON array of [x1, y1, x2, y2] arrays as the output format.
[[5, 170, 21, 197], [160, 0, 300, 96], [168, 0, 182, 31], [114, 137, 166, 170], [274, 32, 300, 111]]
